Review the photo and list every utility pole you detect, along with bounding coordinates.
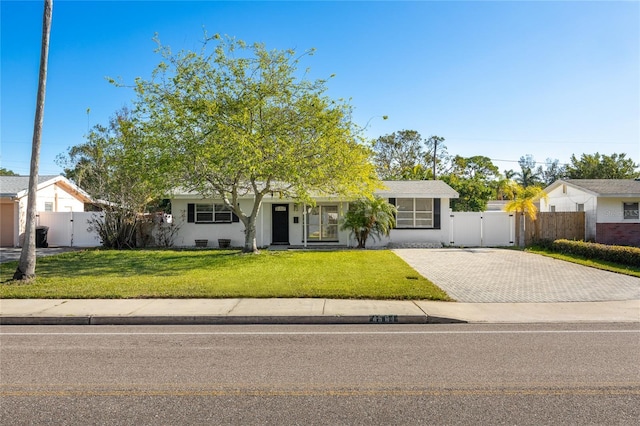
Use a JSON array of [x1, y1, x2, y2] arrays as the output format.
[[428, 135, 445, 180]]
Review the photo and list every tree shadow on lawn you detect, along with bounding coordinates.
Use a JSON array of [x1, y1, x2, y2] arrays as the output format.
[[2, 249, 253, 281]]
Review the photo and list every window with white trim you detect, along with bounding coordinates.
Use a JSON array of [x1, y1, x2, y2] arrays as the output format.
[[44, 202, 53, 212], [195, 203, 232, 223], [623, 202, 639, 220], [307, 205, 338, 241], [395, 198, 433, 228]]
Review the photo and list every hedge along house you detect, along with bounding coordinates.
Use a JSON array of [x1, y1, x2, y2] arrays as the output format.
[[539, 179, 640, 247], [0, 175, 93, 247], [170, 180, 458, 249]]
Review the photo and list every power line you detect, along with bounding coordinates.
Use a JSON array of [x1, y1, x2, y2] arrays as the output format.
[[488, 158, 569, 167]]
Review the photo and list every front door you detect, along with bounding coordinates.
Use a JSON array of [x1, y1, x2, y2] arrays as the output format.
[[271, 204, 289, 245]]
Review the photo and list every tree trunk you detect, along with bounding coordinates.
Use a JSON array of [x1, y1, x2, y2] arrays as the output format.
[[517, 212, 525, 248], [14, 0, 53, 281], [243, 220, 259, 253], [239, 193, 263, 254]]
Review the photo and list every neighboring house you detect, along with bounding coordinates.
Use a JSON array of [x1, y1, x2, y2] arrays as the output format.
[[485, 200, 509, 212], [170, 180, 459, 248], [0, 175, 92, 247], [540, 179, 640, 246]]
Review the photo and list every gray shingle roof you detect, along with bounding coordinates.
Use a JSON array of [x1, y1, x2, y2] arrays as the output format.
[[0, 175, 61, 197], [376, 180, 459, 198], [563, 179, 640, 197]]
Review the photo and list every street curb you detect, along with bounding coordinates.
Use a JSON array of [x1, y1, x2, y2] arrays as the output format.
[[0, 315, 466, 325], [0, 315, 467, 326]]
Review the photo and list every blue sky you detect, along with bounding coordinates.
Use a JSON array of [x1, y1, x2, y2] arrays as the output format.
[[2, 0, 639, 177]]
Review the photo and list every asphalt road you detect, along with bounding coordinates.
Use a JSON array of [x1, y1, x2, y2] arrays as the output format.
[[1, 323, 639, 425]]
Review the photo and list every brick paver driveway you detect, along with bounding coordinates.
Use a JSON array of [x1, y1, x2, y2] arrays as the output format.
[[394, 248, 640, 303]]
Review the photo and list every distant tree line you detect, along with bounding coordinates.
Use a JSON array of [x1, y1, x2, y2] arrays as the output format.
[[370, 129, 640, 212]]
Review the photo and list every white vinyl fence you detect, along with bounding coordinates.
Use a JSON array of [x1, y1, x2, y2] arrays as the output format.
[[37, 212, 103, 247], [35, 211, 515, 248], [449, 211, 515, 247]]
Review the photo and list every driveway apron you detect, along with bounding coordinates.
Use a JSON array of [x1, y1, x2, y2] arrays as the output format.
[[393, 248, 640, 303]]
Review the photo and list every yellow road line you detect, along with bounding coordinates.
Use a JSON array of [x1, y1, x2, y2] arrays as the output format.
[[3, 388, 640, 398]]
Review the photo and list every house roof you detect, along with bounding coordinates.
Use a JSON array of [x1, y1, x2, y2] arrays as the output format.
[[485, 200, 509, 211], [546, 179, 640, 197], [0, 175, 92, 202], [376, 180, 459, 198], [172, 179, 459, 200], [0, 175, 60, 197]]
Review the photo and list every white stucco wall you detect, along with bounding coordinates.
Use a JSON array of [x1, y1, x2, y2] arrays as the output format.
[[172, 197, 453, 248], [171, 198, 250, 248], [172, 198, 354, 248], [541, 185, 597, 212], [369, 199, 453, 248], [596, 198, 640, 224]]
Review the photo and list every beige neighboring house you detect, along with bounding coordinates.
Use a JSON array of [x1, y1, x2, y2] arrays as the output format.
[[540, 179, 640, 247], [0, 175, 92, 247]]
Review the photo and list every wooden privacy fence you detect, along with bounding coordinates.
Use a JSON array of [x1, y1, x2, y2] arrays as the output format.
[[515, 211, 585, 246]]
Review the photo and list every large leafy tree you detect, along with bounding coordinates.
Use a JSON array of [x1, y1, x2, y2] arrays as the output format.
[[565, 152, 639, 179], [372, 130, 428, 180], [14, 0, 52, 281], [371, 131, 449, 180], [58, 108, 169, 248], [132, 34, 378, 253], [442, 155, 500, 211], [340, 196, 397, 248]]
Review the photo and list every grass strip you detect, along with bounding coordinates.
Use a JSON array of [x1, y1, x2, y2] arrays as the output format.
[[526, 247, 640, 278]]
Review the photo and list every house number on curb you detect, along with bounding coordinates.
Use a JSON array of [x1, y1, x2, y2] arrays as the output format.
[[369, 315, 398, 323]]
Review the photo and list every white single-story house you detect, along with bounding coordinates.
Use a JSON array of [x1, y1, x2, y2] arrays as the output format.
[[539, 179, 640, 247], [170, 180, 459, 248], [0, 175, 92, 247]]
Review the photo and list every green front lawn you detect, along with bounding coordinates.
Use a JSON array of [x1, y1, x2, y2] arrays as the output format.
[[0, 249, 451, 300]]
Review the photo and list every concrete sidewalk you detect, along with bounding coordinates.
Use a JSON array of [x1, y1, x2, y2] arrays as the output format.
[[1, 298, 638, 325]]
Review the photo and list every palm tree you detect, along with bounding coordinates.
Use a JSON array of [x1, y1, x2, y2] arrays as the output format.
[[14, 0, 53, 281], [340, 196, 397, 249], [503, 184, 548, 247], [494, 177, 519, 200]]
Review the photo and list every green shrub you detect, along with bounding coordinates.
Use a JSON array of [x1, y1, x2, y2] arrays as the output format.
[[551, 239, 640, 267]]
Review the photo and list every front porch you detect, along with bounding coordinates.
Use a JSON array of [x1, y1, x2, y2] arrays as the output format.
[[268, 244, 350, 251]]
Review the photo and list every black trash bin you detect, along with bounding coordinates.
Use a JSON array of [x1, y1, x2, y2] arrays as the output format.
[[36, 226, 49, 248]]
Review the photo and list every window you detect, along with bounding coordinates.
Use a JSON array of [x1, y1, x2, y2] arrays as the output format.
[[576, 203, 584, 212], [44, 202, 53, 212], [549, 205, 556, 212], [623, 202, 639, 220], [307, 205, 338, 241], [395, 198, 433, 228], [195, 203, 232, 223]]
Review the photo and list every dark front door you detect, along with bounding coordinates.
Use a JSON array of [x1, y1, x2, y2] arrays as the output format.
[[271, 204, 289, 245]]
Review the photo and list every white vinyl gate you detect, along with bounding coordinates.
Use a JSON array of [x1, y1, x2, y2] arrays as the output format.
[[37, 212, 103, 247], [449, 211, 515, 247]]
